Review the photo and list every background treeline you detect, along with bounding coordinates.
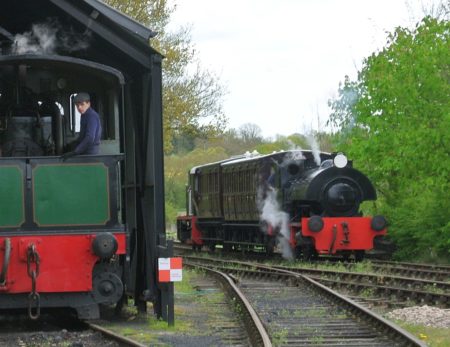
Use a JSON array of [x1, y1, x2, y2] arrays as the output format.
[[165, 126, 334, 229], [106, 0, 449, 262]]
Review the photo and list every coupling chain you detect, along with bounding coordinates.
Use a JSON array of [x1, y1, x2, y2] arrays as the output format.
[[26, 244, 40, 320]]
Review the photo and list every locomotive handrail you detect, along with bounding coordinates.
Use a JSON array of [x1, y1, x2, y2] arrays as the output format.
[[0, 238, 11, 285]]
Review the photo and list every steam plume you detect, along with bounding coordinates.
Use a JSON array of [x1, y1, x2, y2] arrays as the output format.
[[12, 19, 90, 55], [307, 134, 321, 165], [258, 187, 293, 260]]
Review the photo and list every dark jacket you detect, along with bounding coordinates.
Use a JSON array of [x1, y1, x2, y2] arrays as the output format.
[[75, 107, 102, 155]]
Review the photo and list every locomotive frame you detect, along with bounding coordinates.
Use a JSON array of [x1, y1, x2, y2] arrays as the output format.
[[0, 1, 169, 319]]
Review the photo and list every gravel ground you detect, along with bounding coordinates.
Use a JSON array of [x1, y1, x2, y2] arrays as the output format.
[[145, 272, 249, 346], [0, 330, 121, 347], [2, 273, 448, 346], [0, 313, 121, 347], [97, 270, 250, 347], [386, 305, 450, 328]]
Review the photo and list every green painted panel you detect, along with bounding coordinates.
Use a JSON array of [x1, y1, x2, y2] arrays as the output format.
[[33, 164, 110, 226], [0, 166, 24, 227]]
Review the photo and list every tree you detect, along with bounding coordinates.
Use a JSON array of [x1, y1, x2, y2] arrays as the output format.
[[104, 0, 227, 153], [238, 123, 263, 143], [329, 16, 450, 260]]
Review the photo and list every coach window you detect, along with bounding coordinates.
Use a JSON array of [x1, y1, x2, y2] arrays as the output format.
[[232, 169, 237, 193], [237, 170, 240, 193], [223, 173, 226, 193], [209, 173, 213, 193], [195, 175, 200, 194], [238, 170, 241, 193], [201, 174, 207, 194], [209, 173, 213, 194], [245, 169, 250, 193], [214, 171, 218, 193]]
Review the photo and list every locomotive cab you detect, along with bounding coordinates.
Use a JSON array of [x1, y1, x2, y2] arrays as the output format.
[[0, 55, 124, 158], [0, 55, 127, 319], [0, 0, 168, 323]]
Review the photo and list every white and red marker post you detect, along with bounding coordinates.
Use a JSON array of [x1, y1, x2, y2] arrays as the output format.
[[157, 254, 182, 326]]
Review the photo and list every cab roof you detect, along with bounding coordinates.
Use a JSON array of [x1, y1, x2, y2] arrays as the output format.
[[0, 0, 161, 70]]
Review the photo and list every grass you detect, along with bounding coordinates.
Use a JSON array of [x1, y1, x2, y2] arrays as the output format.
[[394, 321, 450, 347], [174, 268, 197, 294], [271, 327, 289, 346], [423, 283, 447, 295], [359, 287, 375, 298], [99, 269, 202, 345]]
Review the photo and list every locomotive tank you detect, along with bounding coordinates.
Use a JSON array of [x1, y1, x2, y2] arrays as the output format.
[[287, 159, 377, 217]]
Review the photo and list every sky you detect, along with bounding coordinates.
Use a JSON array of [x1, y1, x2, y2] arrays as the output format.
[[168, 0, 440, 138]]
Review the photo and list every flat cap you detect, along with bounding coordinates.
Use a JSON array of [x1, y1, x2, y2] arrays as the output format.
[[74, 92, 90, 104]]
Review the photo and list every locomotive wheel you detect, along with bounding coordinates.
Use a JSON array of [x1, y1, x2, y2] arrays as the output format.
[[192, 244, 202, 251], [92, 272, 123, 305], [302, 245, 314, 261], [294, 246, 302, 259], [341, 251, 351, 261], [298, 236, 317, 261], [355, 250, 365, 262], [223, 243, 232, 252], [265, 237, 275, 255], [301, 244, 318, 261]]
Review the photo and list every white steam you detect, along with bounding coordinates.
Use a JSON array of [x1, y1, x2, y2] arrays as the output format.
[[14, 23, 57, 54], [258, 188, 293, 260], [307, 134, 321, 165], [284, 149, 304, 161], [12, 20, 90, 55]]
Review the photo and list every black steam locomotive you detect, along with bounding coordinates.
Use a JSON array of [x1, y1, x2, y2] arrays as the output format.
[[177, 150, 387, 260]]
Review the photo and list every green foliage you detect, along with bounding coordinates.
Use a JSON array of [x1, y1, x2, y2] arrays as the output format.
[[329, 17, 450, 261], [164, 146, 229, 224]]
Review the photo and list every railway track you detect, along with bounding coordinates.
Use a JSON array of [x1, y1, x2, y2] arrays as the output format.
[[175, 243, 450, 309], [324, 260, 450, 282], [268, 263, 449, 309], [185, 263, 271, 346], [185, 256, 426, 347], [370, 259, 450, 272], [270, 264, 450, 308], [0, 312, 140, 347], [174, 242, 450, 282], [87, 323, 147, 347]]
